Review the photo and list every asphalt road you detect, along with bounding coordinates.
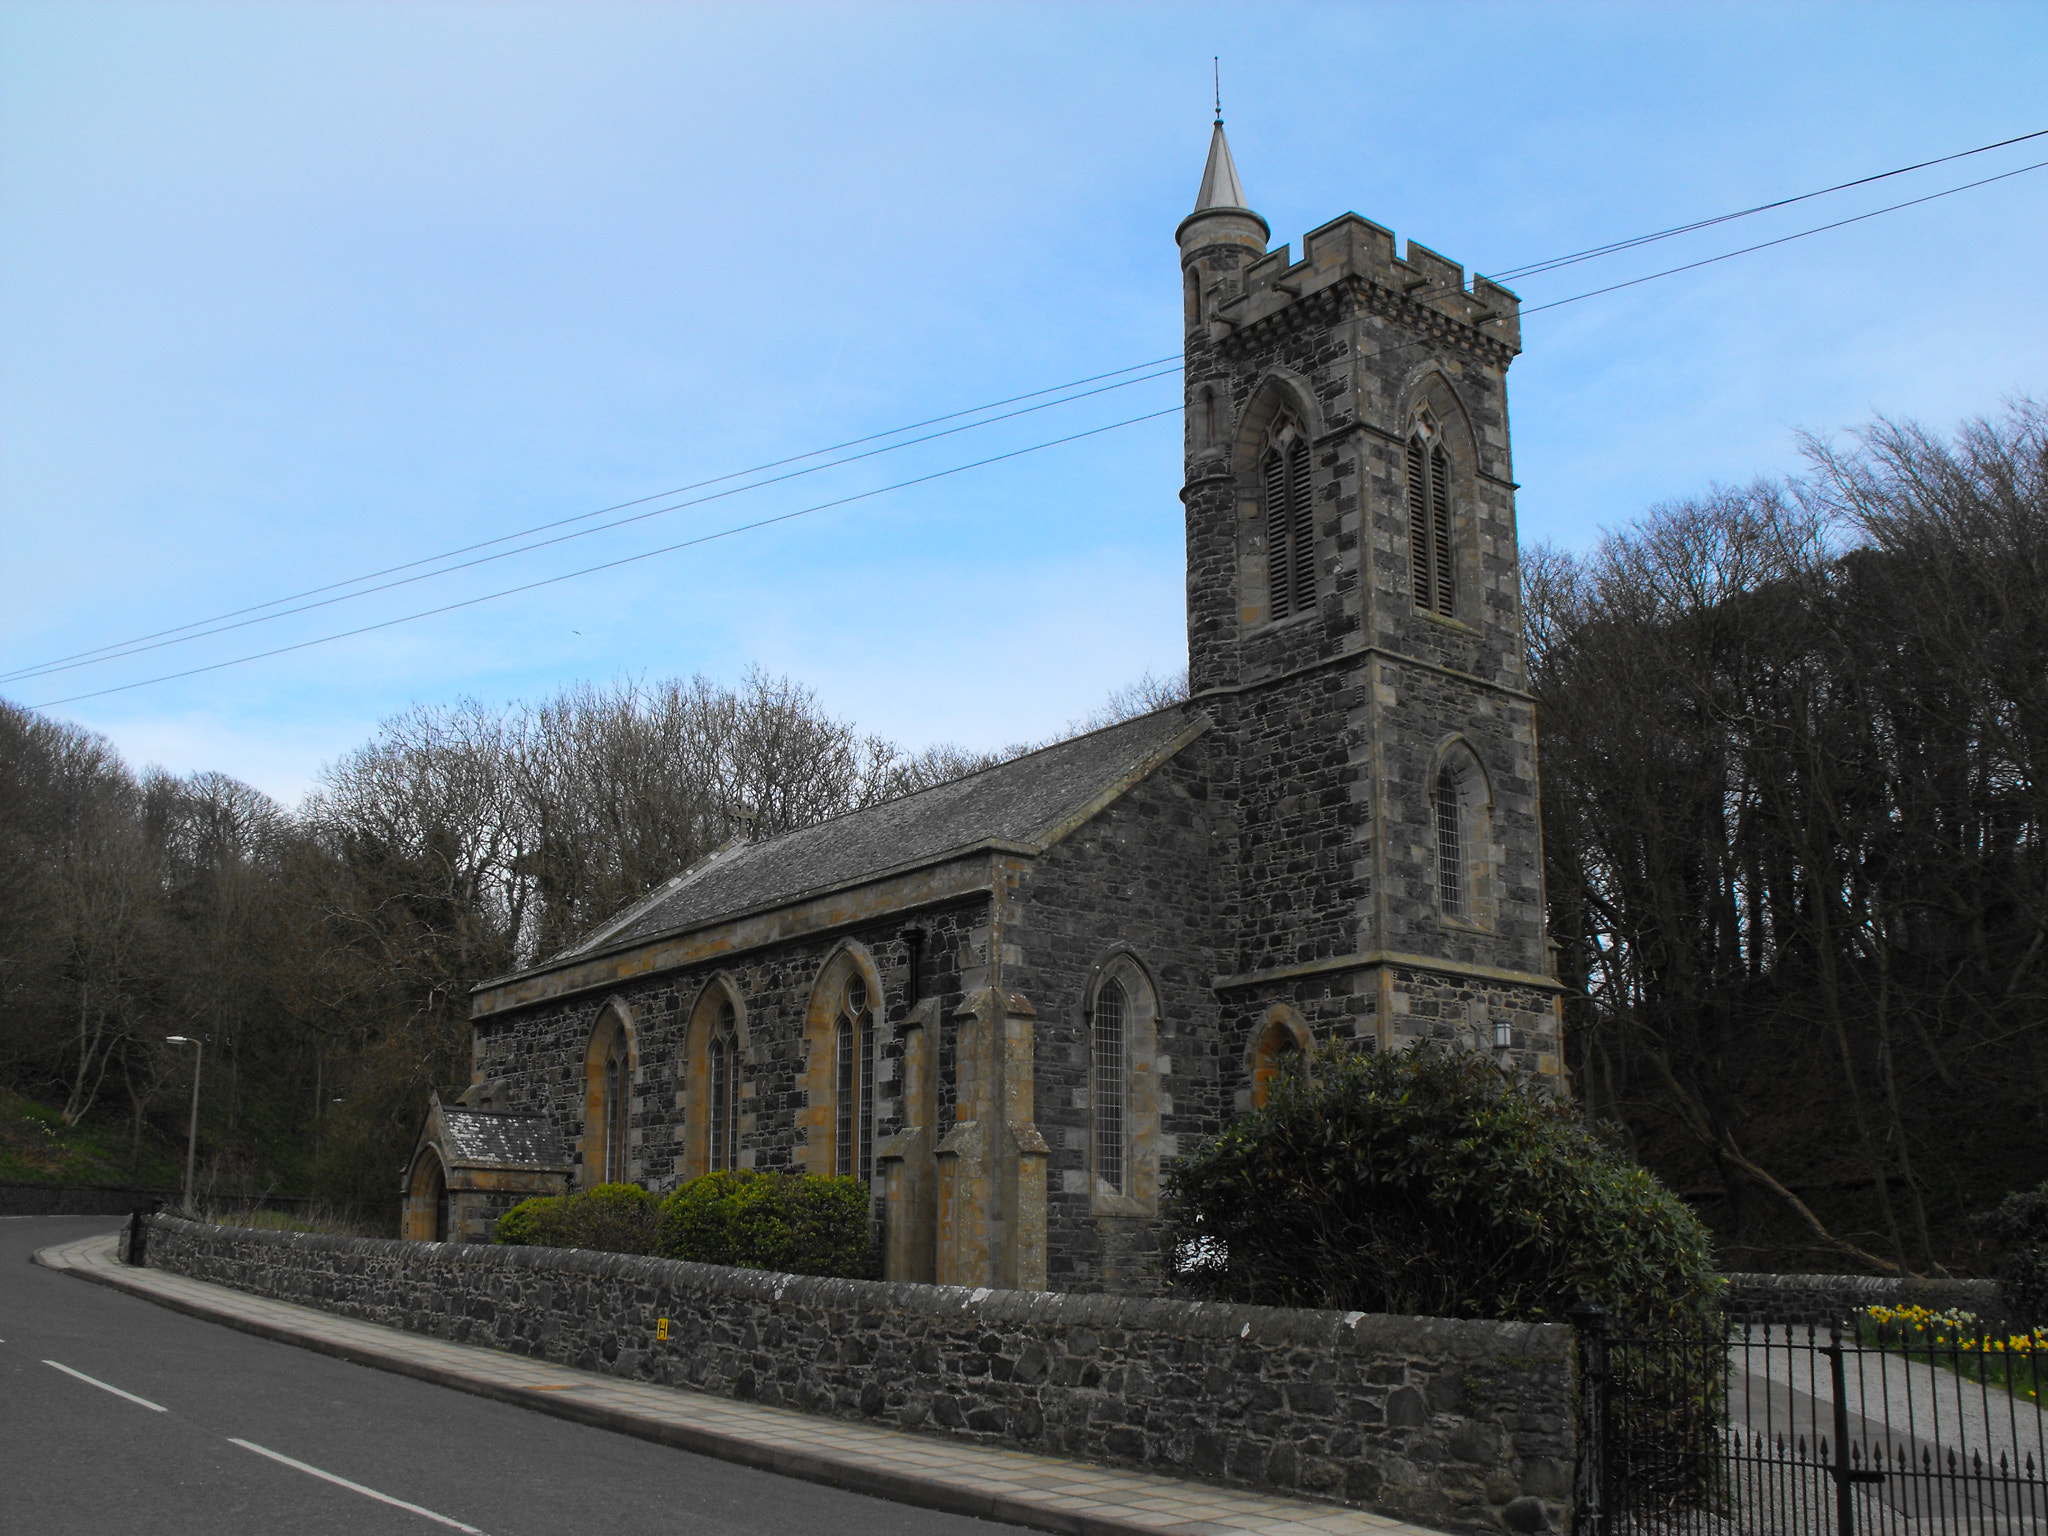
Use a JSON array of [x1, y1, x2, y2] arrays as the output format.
[[2, 1215, 1026, 1536]]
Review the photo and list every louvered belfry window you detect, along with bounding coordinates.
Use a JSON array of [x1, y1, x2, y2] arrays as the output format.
[[1261, 426, 1315, 621], [1093, 979, 1129, 1196], [710, 1000, 738, 1172], [1407, 424, 1455, 617], [1435, 765, 1464, 917], [835, 975, 875, 1183]]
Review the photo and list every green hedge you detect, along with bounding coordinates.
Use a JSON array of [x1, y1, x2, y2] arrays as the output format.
[[493, 1182, 658, 1253], [1160, 1043, 1719, 1329], [656, 1169, 873, 1278], [493, 1170, 873, 1280]]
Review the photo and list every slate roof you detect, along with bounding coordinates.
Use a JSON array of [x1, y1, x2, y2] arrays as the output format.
[[437, 1107, 571, 1170], [551, 707, 1205, 965]]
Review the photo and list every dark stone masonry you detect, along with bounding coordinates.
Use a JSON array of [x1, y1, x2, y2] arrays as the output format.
[[145, 1214, 1574, 1535]]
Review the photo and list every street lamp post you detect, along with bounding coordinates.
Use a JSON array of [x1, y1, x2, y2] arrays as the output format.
[[165, 1036, 203, 1212]]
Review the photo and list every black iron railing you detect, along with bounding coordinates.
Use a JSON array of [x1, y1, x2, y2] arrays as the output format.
[[1573, 1305, 2045, 1536]]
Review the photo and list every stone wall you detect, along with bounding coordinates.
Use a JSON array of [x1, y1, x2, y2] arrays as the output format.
[[145, 1215, 1573, 1535], [1720, 1272, 2007, 1331]]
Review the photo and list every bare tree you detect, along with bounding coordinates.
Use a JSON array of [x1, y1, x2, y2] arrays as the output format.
[[1534, 403, 2048, 1273]]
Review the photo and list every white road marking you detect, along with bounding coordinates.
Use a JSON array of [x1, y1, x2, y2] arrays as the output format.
[[43, 1359, 167, 1411], [229, 1440, 487, 1534]]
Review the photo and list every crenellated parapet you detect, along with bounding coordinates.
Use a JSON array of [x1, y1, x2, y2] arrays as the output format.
[[1211, 213, 1521, 366]]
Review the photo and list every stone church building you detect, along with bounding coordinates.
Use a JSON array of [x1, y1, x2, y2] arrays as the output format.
[[403, 123, 1563, 1294]]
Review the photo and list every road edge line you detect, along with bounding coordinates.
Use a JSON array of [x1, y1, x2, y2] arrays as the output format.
[[36, 1241, 1146, 1536]]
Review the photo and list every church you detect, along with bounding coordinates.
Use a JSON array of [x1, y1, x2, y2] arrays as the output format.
[[402, 122, 1564, 1295]]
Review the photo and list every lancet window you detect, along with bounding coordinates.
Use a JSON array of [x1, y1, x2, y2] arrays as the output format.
[[1260, 421, 1315, 621], [1435, 763, 1465, 918], [584, 1004, 633, 1188], [1092, 978, 1129, 1196], [835, 975, 877, 1183], [1407, 415, 1454, 617], [710, 1000, 740, 1172]]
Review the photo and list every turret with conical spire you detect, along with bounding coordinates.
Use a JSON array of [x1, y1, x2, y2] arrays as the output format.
[[1191, 120, 1254, 221], [1177, 120, 1268, 704], [1176, 120, 1269, 256]]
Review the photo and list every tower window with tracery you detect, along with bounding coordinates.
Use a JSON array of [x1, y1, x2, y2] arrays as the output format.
[[1260, 423, 1315, 621], [1407, 416, 1454, 617], [834, 975, 876, 1183], [1434, 764, 1464, 918]]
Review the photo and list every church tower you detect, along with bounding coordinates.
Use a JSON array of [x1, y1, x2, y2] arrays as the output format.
[[1177, 121, 1564, 1086]]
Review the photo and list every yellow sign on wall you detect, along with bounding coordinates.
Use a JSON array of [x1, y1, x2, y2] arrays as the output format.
[[656, 1317, 669, 1341]]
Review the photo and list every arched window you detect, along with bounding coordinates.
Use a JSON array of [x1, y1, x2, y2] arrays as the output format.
[[835, 974, 877, 1182], [682, 980, 747, 1181], [710, 1000, 739, 1173], [1092, 978, 1129, 1196], [1251, 1015, 1306, 1109], [1407, 414, 1454, 617], [1434, 763, 1464, 918], [583, 1002, 634, 1188], [602, 1035, 629, 1183], [1261, 422, 1315, 621]]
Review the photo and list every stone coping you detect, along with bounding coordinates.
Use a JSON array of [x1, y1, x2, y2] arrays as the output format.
[[141, 1214, 1533, 1356]]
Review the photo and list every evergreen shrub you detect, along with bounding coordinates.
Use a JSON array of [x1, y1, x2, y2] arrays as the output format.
[[656, 1169, 872, 1278], [493, 1182, 658, 1254], [1161, 1043, 1718, 1328], [1983, 1181, 2048, 1327]]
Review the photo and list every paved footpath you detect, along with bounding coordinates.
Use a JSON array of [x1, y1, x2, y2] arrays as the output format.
[[39, 1232, 1443, 1536]]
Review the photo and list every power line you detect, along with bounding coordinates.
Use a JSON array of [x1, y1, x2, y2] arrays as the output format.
[[26, 405, 1186, 709], [10, 260, 1737, 710], [36, 132, 2039, 685], [19, 140, 2046, 705], [3, 355, 1186, 682], [1486, 127, 2046, 284], [1517, 157, 2048, 316], [0, 364, 1183, 684]]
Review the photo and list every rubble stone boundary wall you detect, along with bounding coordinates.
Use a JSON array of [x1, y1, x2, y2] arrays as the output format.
[[1720, 1272, 2006, 1331], [144, 1215, 1571, 1534]]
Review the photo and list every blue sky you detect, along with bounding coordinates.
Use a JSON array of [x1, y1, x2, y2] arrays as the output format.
[[3, 1, 2044, 803]]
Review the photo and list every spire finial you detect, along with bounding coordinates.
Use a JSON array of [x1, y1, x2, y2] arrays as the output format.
[[1213, 58, 1222, 126]]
